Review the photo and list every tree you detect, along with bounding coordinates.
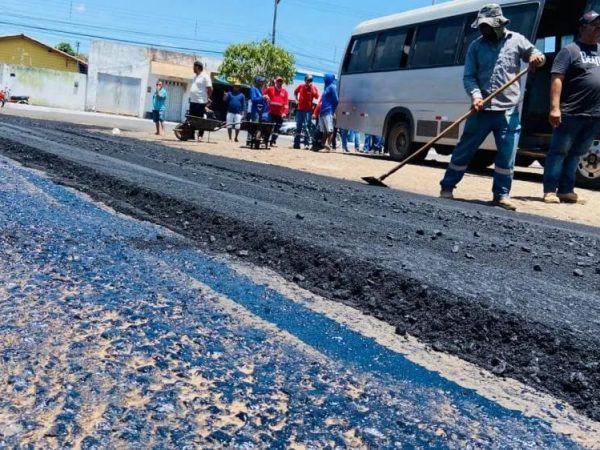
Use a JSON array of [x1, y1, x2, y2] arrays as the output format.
[[55, 42, 76, 56], [219, 40, 295, 86]]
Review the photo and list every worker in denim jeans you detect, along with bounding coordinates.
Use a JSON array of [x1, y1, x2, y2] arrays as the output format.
[[341, 129, 360, 152], [542, 10, 600, 204], [439, 3, 545, 211], [293, 74, 319, 149]]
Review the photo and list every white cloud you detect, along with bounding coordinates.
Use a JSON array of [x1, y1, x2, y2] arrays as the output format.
[[74, 3, 86, 13]]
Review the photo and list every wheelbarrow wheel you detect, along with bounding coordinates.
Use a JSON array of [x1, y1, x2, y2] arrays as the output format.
[[254, 131, 263, 149], [174, 123, 194, 141]]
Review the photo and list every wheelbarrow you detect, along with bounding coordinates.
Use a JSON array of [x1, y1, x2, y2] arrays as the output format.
[[241, 121, 276, 149], [173, 115, 226, 142]]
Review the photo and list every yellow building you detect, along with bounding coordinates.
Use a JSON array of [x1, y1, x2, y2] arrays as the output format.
[[0, 34, 86, 73]]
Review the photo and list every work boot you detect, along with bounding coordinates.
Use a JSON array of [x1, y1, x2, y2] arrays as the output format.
[[493, 197, 517, 211], [543, 192, 560, 204], [440, 190, 454, 199], [557, 192, 585, 204]]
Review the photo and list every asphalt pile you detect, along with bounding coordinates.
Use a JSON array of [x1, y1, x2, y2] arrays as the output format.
[[0, 115, 599, 421]]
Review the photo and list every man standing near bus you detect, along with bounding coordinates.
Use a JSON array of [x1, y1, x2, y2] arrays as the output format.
[[439, 4, 545, 211], [294, 74, 319, 149], [542, 11, 600, 204]]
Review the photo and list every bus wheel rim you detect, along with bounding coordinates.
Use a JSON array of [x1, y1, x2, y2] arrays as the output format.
[[578, 146, 600, 180]]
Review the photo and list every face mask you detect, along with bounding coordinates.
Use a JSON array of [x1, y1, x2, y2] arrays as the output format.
[[494, 26, 506, 40]]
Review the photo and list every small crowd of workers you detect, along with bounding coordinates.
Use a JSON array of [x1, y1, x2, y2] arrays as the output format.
[[151, 3, 600, 211], [152, 61, 363, 151]]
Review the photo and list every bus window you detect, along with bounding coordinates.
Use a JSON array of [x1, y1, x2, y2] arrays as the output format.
[[587, 0, 600, 12], [372, 29, 409, 71], [458, 3, 541, 64], [458, 14, 479, 64], [411, 16, 464, 68], [504, 3, 541, 40], [562, 35, 574, 47], [344, 35, 377, 74]]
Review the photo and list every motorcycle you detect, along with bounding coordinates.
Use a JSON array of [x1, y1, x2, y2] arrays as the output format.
[[10, 95, 30, 105], [0, 87, 9, 107]]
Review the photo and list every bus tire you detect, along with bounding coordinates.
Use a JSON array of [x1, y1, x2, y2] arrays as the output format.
[[386, 121, 413, 161], [575, 147, 600, 189], [469, 150, 496, 170]]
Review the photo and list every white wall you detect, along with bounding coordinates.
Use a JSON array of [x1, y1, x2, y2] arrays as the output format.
[[86, 41, 151, 116], [87, 40, 222, 119], [0, 64, 86, 110]]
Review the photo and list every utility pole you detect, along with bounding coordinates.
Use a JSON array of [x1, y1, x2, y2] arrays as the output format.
[[69, 0, 73, 20], [76, 41, 80, 55], [272, 0, 281, 45]]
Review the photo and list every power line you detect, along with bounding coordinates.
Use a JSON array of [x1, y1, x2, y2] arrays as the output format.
[[0, 19, 335, 74], [0, 20, 224, 55], [3, 12, 232, 47]]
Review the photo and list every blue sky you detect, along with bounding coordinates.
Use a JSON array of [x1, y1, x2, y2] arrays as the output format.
[[1, 0, 446, 73]]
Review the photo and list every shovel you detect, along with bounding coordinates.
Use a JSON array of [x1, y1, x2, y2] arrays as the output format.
[[362, 68, 529, 187]]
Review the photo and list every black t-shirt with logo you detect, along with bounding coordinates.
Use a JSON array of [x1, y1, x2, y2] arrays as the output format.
[[552, 41, 600, 116]]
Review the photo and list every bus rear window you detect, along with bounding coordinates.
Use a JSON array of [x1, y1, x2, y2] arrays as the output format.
[[344, 35, 377, 73], [372, 29, 409, 71], [411, 16, 464, 68]]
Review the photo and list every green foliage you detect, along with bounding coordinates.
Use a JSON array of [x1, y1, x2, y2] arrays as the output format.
[[219, 40, 295, 86], [55, 42, 76, 56]]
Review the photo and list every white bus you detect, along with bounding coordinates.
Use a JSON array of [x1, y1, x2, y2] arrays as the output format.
[[337, 0, 600, 189]]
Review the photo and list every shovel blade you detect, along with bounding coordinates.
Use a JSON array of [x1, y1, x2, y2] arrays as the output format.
[[362, 176, 388, 187]]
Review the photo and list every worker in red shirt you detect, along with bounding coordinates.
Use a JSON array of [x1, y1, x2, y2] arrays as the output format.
[[263, 76, 289, 147], [293, 74, 319, 149]]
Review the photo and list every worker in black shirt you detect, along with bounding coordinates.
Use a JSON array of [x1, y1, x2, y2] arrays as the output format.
[[543, 10, 600, 204]]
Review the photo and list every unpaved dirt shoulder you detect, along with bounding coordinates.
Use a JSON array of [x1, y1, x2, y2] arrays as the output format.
[[0, 117, 599, 422]]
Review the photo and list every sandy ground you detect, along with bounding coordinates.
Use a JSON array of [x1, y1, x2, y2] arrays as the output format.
[[128, 128, 600, 228]]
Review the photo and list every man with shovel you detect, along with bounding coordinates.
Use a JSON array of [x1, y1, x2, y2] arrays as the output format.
[[439, 3, 545, 210]]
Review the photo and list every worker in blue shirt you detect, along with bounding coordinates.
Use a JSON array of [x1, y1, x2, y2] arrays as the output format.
[[247, 76, 269, 145]]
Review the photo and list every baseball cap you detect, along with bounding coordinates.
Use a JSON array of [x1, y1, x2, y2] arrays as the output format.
[[275, 76, 284, 82], [304, 74, 313, 81], [580, 10, 600, 24], [255, 76, 265, 83]]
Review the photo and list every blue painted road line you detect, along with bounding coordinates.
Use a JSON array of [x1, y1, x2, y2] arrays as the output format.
[[0, 156, 586, 448]]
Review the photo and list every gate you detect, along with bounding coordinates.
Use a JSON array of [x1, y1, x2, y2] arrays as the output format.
[[162, 80, 186, 122], [96, 73, 141, 116]]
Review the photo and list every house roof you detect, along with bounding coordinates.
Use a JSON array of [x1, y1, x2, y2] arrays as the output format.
[[0, 34, 87, 67]]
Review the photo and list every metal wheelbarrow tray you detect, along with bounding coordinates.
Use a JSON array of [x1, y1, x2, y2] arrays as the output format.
[[174, 115, 226, 142], [241, 121, 276, 149]]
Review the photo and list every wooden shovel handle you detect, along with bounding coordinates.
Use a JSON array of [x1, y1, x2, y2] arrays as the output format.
[[378, 67, 530, 182]]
